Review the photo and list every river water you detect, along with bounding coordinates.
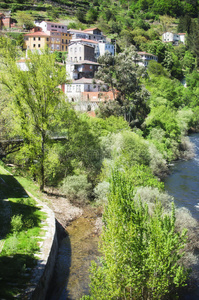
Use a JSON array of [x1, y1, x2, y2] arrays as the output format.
[[47, 134, 199, 300], [164, 133, 199, 299]]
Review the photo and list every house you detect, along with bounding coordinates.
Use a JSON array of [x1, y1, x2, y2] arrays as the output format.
[[23, 30, 72, 52], [66, 60, 99, 80], [70, 38, 115, 59], [162, 32, 186, 45], [23, 32, 51, 51], [137, 52, 158, 67], [0, 12, 16, 29], [64, 77, 113, 111], [68, 27, 106, 42], [83, 27, 106, 41], [36, 21, 68, 34], [68, 42, 96, 62]]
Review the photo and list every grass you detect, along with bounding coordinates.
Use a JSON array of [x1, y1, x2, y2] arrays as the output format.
[[0, 164, 47, 299]]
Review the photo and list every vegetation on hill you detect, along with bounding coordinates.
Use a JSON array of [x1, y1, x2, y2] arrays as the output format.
[[1, 0, 199, 297]]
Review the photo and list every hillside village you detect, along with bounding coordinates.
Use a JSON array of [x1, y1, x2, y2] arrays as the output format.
[[2, 2, 199, 299], [0, 11, 187, 113]]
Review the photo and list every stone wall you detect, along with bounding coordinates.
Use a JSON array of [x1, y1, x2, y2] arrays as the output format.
[[24, 192, 58, 300]]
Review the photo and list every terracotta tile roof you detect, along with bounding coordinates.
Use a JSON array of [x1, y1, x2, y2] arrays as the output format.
[[87, 111, 96, 117], [138, 51, 157, 57], [24, 32, 50, 37], [83, 27, 99, 32], [82, 91, 115, 102]]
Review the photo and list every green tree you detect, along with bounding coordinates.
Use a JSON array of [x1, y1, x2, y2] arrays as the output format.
[[15, 11, 34, 30], [83, 169, 188, 300], [95, 47, 150, 127], [0, 47, 68, 191]]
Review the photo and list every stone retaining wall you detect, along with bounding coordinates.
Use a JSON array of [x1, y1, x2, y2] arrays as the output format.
[[23, 192, 58, 300]]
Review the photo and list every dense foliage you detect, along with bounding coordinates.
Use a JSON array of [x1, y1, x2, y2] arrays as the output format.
[[81, 170, 189, 300]]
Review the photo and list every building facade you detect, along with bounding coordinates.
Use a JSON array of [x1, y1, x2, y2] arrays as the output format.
[[137, 52, 158, 67], [162, 32, 186, 45]]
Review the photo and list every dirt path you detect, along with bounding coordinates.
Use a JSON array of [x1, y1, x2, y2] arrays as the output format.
[[43, 191, 103, 233]]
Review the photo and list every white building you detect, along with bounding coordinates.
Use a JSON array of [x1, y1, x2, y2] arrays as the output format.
[[162, 32, 186, 45], [98, 40, 115, 57], [137, 52, 158, 67], [68, 41, 96, 62], [36, 21, 68, 34], [70, 38, 115, 58], [68, 27, 106, 42]]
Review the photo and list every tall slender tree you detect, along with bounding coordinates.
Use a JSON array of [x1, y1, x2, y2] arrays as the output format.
[[0, 39, 68, 190]]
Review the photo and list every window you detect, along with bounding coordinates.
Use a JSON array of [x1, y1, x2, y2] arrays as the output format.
[[74, 47, 77, 53], [38, 44, 41, 48], [51, 25, 54, 28], [66, 40, 68, 44], [79, 56, 81, 61], [62, 26, 64, 29], [76, 85, 79, 92], [88, 85, 90, 91], [58, 26, 61, 28], [33, 37, 36, 41], [66, 46, 67, 51], [90, 65, 93, 69], [33, 44, 36, 47], [62, 45, 64, 50], [56, 45, 60, 49], [62, 39, 64, 43], [46, 38, 49, 41], [55, 25, 57, 28], [38, 37, 41, 41]]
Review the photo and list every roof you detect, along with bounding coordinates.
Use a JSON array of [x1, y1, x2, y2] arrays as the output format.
[[73, 60, 99, 65], [138, 51, 157, 57], [178, 33, 186, 35], [72, 78, 96, 84], [68, 29, 86, 33], [40, 21, 67, 26], [24, 32, 50, 37], [83, 27, 100, 32], [82, 91, 115, 102], [71, 38, 99, 44], [69, 41, 95, 48]]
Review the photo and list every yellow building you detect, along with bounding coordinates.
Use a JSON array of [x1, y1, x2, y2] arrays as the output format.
[[61, 32, 72, 51], [24, 31, 72, 52], [24, 32, 50, 50]]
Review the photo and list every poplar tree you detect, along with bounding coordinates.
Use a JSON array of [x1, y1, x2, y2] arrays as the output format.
[[83, 170, 189, 300], [0, 39, 68, 190]]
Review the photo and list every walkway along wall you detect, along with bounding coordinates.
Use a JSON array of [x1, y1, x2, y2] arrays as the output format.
[[23, 191, 58, 300]]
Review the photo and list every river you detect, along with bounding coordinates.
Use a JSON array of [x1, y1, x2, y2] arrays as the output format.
[[47, 134, 199, 300], [164, 133, 199, 300]]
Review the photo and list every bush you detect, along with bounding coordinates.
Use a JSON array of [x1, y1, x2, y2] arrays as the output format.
[[94, 181, 110, 204], [134, 186, 173, 214], [11, 214, 23, 233], [61, 174, 92, 203]]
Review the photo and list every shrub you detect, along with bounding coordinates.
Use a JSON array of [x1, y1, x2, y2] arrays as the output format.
[[61, 174, 92, 203], [11, 214, 23, 233], [134, 186, 173, 214], [148, 142, 168, 178], [94, 181, 110, 204]]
